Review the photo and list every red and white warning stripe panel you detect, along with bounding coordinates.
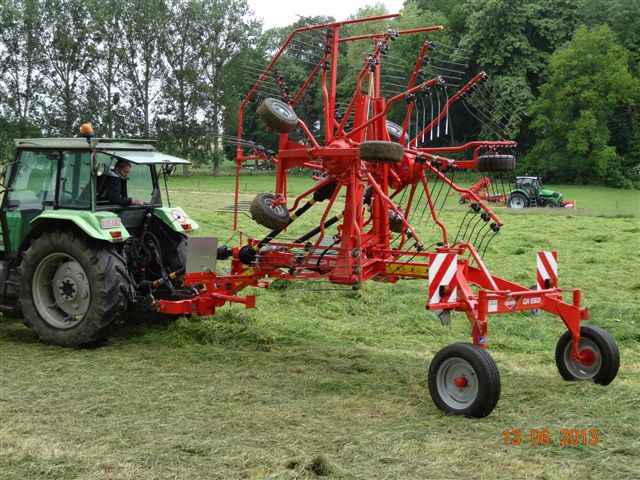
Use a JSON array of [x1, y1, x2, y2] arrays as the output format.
[[536, 251, 558, 290], [429, 253, 458, 304]]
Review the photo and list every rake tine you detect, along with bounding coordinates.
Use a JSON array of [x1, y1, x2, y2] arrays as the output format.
[[421, 96, 426, 143], [436, 88, 441, 138], [429, 89, 434, 141]]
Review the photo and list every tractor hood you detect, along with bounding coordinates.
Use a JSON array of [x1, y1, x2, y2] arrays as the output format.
[[102, 150, 191, 165], [540, 189, 563, 200]]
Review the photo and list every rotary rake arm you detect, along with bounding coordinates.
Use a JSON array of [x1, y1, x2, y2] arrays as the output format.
[[156, 14, 619, 418]]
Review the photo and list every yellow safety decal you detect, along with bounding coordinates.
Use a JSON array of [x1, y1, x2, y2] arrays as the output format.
[[385, 264, 428, 276]]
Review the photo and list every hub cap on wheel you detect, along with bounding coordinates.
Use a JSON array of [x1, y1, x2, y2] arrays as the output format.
[[264, 197, 288, 216], [436, 357, 479, 409], [563, 338, 602, 379], [272, 101, 295, 120], [509, 195, 526, 208], [33, 253, 91, 329]]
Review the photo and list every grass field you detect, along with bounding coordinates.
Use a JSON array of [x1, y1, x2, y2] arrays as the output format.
[[1, 173, 639, 479]]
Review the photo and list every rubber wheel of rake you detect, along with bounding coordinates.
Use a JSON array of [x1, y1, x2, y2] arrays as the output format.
[[359, 141, 405, 164], [476, 154, 516, 172], [386, 120, 407, 145], [389, 211, 404, 233], [17, 230, 129, 347], [555, 325, 620, 386], [507, 192, 529, 209], [428, 343, 501, 418], [257, 98, 298, 134], [250, 192, 291, 230]]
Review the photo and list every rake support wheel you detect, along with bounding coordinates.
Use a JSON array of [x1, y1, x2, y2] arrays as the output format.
[[555, 325, 619, 385], [386, 120, 407, 145], [428, 343, 501, 418], [359, 141, 405, 164], [257, 98, 298, 134], [476, 154, 516, 172], [250, 192, 291, 230]]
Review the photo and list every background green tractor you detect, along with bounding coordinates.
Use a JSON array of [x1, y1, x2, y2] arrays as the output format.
[[0, 136, 199, 347], [507, 176, 571, 208]]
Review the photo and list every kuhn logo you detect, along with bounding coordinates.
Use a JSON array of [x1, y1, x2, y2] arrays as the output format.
[[522, 297, 542, 306], [504, 297, 516, 309]]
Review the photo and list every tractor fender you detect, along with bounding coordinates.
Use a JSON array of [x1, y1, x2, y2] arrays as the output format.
[[152, 206, 199, 236], [29, 210, 131, 244], [509, 188, 530, 197]]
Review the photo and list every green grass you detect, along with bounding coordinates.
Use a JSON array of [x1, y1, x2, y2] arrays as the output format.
[[1, 174, 639, 479]]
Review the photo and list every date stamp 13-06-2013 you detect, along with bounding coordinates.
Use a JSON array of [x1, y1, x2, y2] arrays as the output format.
[[503, 428, 601, 446]]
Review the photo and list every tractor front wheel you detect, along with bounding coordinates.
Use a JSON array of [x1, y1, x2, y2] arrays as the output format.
[[507, 192, 529, 209], [18, 230, 129, 347], [555, 325, 619, 385], [428, 343, 501, 418]]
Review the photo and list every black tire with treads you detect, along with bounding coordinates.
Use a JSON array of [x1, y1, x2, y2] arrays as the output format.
[[257, 98, 298, 134], [18, 230, 129, 347], [476, 154, 516, 171], [555, 325, 619, 386], [359, 141, 405, 164], [250, 192, 291, 230]]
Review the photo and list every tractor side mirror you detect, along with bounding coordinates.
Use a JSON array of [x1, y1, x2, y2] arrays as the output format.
[[163, 164, 176, 176], [93, 162, 106, 176]]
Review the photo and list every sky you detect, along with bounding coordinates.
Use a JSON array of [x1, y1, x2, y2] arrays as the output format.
[[246, 0, 406, 29]]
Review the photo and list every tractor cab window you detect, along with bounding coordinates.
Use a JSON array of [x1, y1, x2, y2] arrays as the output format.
[[95, 153, 158, 206], [6, 150, 57, 208], [59, 150, 92, 208]]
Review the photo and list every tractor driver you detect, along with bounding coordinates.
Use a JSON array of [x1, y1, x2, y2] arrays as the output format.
[[100, 159, 144, 206]]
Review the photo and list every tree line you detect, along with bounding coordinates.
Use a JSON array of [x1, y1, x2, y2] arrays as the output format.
[[0, 0, 638, 187]]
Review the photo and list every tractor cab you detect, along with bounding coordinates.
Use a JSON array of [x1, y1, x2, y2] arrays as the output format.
[[0, 138, 192, 257]]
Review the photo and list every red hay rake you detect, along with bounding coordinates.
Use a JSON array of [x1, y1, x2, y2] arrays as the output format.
[[158, 14, 619, 417]]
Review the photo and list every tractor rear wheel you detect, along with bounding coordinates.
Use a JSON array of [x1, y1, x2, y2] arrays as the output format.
[[250, 192, 291, 230], [359, 141, 405, 164], [507, 192, 529, 208], [476, 154, 516, 172], [257, 98, 298, 134], [18, 230, 129, 347], [555, 325, 619, 385], [428, 343, 501, 418]]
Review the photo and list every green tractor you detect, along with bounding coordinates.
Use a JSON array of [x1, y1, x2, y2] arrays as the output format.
[[0, 134, 199, 347], [507, 176, 572, 209]]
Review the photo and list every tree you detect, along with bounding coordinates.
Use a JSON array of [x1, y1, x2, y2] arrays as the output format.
[[578, 0, 640, 75], [526, 25, 639, 186], [0, 0, 45, 123], [119, 0, 168, 138], [40, 0, 93, 136], [85, 0, 126, 137], [200, 0, 261, 175], [159, 0, 208, 175]]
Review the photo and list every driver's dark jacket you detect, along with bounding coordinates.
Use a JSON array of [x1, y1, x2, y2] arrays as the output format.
[[99, 170, 132, 206]]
